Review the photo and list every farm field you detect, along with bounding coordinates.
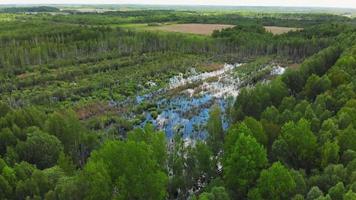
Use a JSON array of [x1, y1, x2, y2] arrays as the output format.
[[146, 23, 235, 35], [136, 23, 303, 36], [264, 25, 303, 35]]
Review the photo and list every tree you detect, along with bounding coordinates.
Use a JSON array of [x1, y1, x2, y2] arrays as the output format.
[[128, 124, 167, 170], [45, 110, 83, 163], [306, 186, 323, 200], [308, 164, 346, 192], [198, 186, 230, 200], [0, 102, 11, 118], [328, 182, 345, 200], [321, 141, 340, 168], [168, 134, 186, 199], [261, 106, 279, 124], [337, 125, 356, 152], [243, 117, 268, 147], [343, 190, 356, 200], [86, 140, 168, 200], [16, 128, 63, 169], [82, 161, 111, 200], [223, 123, 252, 156], [190, 141, 214, 181], [223, 134, 267, 198], [0, 128, 17, 155], [282, 69, 304, 94], [290, 169, 307, 195], [248, 162, 296, 200], [57, 152, 76, 176], [54, 176, 85, 200], [272, 119, 317, 170], [0, 175, 12, 199], [327, 68, 349, 87], [207, 105, 224, 156], [303, 74, 331, 100]]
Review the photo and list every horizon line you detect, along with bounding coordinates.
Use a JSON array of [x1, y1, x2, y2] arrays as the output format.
[[0, 3, 355, 10]]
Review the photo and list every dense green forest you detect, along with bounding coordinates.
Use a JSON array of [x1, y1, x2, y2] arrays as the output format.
[[0, 7, 355, 200]]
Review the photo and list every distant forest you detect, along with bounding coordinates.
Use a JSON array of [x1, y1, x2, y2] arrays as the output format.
[[0, 6, 60, 13]]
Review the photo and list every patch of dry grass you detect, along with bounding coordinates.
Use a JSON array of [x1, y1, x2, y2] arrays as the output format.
[[264, 26, 303, 35], [147, 23, 235, 35]]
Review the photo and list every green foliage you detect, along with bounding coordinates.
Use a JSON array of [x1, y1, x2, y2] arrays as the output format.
[[0, 9, 354, 200], [198, 186, 230, 200], [16, 128, 63, 169], [337, 126, 356, 152], [207, 105, 224, 156], [321, 141, 340, 168], [223, 134, 267, 198], [46, 110, 88, 165], [128, 124, 167, 169], [243, 117, 268, 147], [86, 140, 168, 199], [0, 128, 17, 155], [272, 119, 318, 170], [328, 182, 345, 200], [248, 162, 296, 200], [306, 186, 324, 200]]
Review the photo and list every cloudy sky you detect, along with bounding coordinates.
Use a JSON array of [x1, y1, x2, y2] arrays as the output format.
[[0, 0, 355, 8]]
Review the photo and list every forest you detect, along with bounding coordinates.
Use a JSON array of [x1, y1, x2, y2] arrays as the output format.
[[0, 6, 356, 200]]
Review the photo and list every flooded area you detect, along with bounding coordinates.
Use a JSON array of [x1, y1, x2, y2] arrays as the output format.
[[132, 62, 286, 140]]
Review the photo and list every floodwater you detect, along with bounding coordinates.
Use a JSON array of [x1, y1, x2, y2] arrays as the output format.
[[136, 63, 285, 139]]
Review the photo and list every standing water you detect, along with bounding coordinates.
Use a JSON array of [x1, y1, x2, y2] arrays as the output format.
[[137, 63, 285, 139]]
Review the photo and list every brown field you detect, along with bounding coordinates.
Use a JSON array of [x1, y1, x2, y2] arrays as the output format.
[[148, 23, 235, 35], [264, 26, 303, 35]]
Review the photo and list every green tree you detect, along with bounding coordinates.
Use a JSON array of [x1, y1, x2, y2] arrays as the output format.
[[128, 124, 167, 169], [272, 119, 318, 170], [207, 105, 224, 156], [82, 161, 111, 200], [261, 106, 279, 124], [191, 141, 214, 181], [343, 190, 356, 200], [321, 141, 340, 168], [0, 102, 11, 118], [328, 182, 345, 200], [87, 140, 168, 200], [249, 162, 296, 200], [0, 175, 12, 199], [198, 186, 230, 200], [243, 117, 268, 146], [303, 74, 331, 100], [0, 128, 17, 155], [45, 110, 88, 165], [306, 186, 323, 200], [45, 110, 98, 166], [168, 134, 186, 199], [224, 123, 252, 156], [16, 128, 63, 169], [57, 152, 76, 176], [54, 176, 85, 200], [338, 125, 356, 152], [224, 134, 267, 198]]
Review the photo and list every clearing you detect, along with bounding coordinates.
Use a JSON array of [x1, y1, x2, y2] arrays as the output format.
[[264, 26, 303, 35], [147, 23, 235, 35]]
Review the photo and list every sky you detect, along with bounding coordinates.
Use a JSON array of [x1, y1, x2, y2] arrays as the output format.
[[0, 0, 355, 9]]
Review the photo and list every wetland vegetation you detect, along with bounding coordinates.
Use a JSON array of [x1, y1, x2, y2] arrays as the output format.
[[0, 5, 355, 200]]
